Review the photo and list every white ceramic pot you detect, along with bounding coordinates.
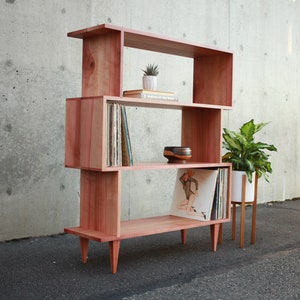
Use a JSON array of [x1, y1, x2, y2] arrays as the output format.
[[142, 76, 157, 90], [232, 171, 256, 202]]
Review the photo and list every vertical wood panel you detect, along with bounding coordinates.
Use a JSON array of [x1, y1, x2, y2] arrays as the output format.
[[65, 98, 81, 168], [82, 33, 122, 97], [80, 170, 120, 236], [193, 54, 232, 106], [182, 108, 222, 163], [80, 98, 104, 169]]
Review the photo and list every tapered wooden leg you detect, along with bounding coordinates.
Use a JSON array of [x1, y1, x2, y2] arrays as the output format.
[[181, 229, 187, 244], [218, 224, 223, 244], [251, 174, 258, 244], [240, 175, 247, 248], [109, 240, 120, 274], [80, 237, 89, 263], [240, 202, 245, 248], [232, 203, 236, 240], [251, 202, 257, 244], [210, 224, 220, 252]]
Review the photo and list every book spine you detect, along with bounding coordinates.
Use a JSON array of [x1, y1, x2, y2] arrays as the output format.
[[116, 104, 122, 166], [107, 103, 134, 167], [107, 103, 122, 167], [211, 168, 230, 220], [121, 105, 133, 166], [124, 92, 177, 100], [222, 168, 228, 218], [111, 103, 117, 166], [107, 103, 112, 167], [140, 93, 177, 100]]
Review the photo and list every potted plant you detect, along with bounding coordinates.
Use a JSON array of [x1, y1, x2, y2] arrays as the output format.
[[142, 64, 159, 90], [222, 119, 277, 202]]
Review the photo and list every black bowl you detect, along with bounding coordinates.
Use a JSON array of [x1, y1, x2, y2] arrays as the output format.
[[163, 146, 192, 164]]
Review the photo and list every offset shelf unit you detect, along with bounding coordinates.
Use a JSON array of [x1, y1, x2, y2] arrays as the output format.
[[64, 24, 233, 274]]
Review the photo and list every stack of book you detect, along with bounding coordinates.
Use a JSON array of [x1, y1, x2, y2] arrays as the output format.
[[123, 89, 178, 101], [211, 168, 228, 220], [107, 103, 133, 167]]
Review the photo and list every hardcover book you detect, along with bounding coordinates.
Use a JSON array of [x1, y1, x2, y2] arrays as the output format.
[[123, 89, 178, 101]]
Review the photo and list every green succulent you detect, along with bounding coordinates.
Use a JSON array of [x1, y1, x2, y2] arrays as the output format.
[[142, 64, 159, 76], [222, 119, 277, 183]]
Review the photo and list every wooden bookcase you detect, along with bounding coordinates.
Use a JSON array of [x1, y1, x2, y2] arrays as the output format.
[[64, 24, 233, 274]]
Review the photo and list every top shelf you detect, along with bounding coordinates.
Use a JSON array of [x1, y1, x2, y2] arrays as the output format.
[[109, 96, 231, 110], [67, 24, 233, 58], [68, 23, 233, 107]]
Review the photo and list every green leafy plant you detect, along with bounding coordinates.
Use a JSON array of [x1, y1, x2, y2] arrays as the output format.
[[142, 64, 159, 76], [222, 119, 277, 183]]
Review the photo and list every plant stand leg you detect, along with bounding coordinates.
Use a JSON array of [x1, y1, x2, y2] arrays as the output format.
[[232, 203, 236, 240], [210, 224, 220, 252], [80, 237, 89, 263], [109, 240, 120, 274], [251, 174, 258, 244], [239, 175, 247, 248], [251, 202, 257, 244], [181, 229, 187, 244]]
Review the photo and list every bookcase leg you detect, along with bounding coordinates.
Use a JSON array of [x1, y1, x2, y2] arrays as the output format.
[[218, 224, 223, 244], [80, 237, 89, 263], [181, 229, 187, 244], [210, 224, 220, 252], [109, 240, 120, 274]]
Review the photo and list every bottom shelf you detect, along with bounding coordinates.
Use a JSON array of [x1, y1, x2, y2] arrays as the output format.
[[65, 215, 229, 274], [65, 215, 229, 242]]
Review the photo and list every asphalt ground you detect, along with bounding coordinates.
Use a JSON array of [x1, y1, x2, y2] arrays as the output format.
[[1, 199, 299, 299]]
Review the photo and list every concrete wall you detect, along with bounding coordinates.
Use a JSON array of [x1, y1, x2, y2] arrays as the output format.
[[1, 0, 299, 241]]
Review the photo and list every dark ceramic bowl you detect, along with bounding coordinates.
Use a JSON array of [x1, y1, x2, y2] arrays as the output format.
[[163, 146, 192, 163]]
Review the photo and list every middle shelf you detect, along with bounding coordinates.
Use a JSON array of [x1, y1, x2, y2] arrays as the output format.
[[83, 162, 231, 172], [65, 96, 228, 171]]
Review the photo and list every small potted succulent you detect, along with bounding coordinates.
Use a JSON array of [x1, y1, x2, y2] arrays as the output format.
[[222, 119, 277, 202], [142, 64, 159, 90]]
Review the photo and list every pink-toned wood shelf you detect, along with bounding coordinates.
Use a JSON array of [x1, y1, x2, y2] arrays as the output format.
[[65, 215, 227, 273], [68, 23, 230, 59], [64, 24, 233, 274], [65, 96, 227, 171], [65, 215, 228, 241], [100, 162, 231, 172], [67, 23, 233, 106]]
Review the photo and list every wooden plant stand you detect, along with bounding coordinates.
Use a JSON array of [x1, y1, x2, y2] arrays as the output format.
[[231, 174, 258, 248]]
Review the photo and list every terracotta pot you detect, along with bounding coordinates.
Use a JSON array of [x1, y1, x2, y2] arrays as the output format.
[[142, 76, 157, 90], [232, 171, 256, 202]]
